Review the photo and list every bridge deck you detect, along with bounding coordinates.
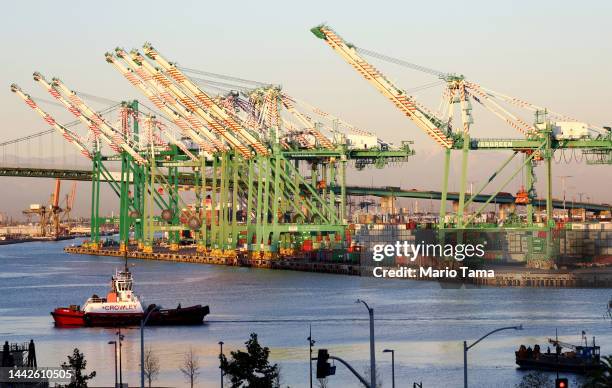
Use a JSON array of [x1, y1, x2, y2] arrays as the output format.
[[1, 166, 609, 212]]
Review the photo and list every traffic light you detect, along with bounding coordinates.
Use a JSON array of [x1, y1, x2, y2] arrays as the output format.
[[316, 349, 336, 379], [555, 377, 568, 388]]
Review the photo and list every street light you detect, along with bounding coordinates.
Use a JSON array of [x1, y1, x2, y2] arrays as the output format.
[[140, 305, 160, 388], [218, 341, 224, 388], [383, 349, 395, 388], [463, 325, 523, 388], [108, 341, 117, 388], [558, 175, 572, 214], [356, 299, 376, 388], [116, 329, 125, 388], [307, 325, 315, 388]]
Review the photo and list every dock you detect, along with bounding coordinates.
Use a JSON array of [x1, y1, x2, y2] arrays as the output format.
[[64, 246, 361, 276], [64, 246, 612, 287]]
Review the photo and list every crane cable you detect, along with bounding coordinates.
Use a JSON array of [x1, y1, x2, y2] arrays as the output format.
[[357, 47, 606, 137], [355, 46, 450, 78], [177, 66, 270, 88]]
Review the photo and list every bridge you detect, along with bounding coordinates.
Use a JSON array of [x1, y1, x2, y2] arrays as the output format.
[[1, 165, 609, 213]]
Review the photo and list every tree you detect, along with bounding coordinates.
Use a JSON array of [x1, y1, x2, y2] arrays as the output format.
[[516, 371, 552, 388], [61, 348, 96, 388], [583, 355, 612, 387], [179, 347, 200, 388], [144, 346, 160, 388], [220, 333, 280, 388]]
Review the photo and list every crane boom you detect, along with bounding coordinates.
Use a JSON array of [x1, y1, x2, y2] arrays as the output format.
[[145, 117, 199, 161], [10, 84, 92, 159], [311, 25, 453, 148], [113, 50, 250, 158], [465, 82, 534, 135], [288, 95, 379, 138], [548, 338, 579, 351], [68, 181, 77, 210], [32, 72, 125, 155], [103, 53, 203, 161], [52, 179, 61, 208], [279, 117, 314, 149], [51, 78, 148, 164], [280, 94, 335, 149], [118, 49, 231, 153], [142, 43, 269, 156], [112, 50, 217, 153]]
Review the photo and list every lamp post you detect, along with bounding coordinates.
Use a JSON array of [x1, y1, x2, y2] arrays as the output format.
[[383, 349, 394, 388], [463, 325, 523, 388], [308, 325, 315, 388], [356, 299, 376, 388], [218, 341, 224, 388], [140, 306, 160, 388], [116, 329, 124, 388], [108, 341, 117, 388], [558, 175, 572, 215]]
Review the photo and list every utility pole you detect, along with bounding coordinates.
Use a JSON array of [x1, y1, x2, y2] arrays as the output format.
[[140, 306, 159, 388], [308, 325, 315, 388], [218, 341, 224, 388], [117, 329, 124, 388], [357, 299, 376, 388], [108, 340, 117, 388]]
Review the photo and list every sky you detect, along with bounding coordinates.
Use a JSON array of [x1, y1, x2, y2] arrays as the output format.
[[0, 0, 611, 218]]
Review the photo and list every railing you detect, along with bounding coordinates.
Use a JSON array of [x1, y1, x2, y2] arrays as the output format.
[[86, 297, 107, 304]]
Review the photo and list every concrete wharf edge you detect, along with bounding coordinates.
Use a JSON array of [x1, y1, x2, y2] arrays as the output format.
[[64, 246, 612, 288]]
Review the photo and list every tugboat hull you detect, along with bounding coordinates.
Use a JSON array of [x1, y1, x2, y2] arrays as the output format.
[[84, 312, 144, 327], [148, 305, 210, 326], [51, 305, 210, 327], [51, 308, 86, 327]]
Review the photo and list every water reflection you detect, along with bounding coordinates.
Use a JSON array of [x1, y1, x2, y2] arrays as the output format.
[[0, 240, 608, 387]]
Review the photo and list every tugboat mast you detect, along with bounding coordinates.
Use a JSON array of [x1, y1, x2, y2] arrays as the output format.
[[123, 246, 129, 273]]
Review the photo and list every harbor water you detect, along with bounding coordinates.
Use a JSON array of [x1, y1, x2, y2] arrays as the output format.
[[1, 239, 610, 387]]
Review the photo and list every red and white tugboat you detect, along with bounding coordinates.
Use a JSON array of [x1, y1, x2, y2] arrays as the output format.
[[51, 261, 209, 327]]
